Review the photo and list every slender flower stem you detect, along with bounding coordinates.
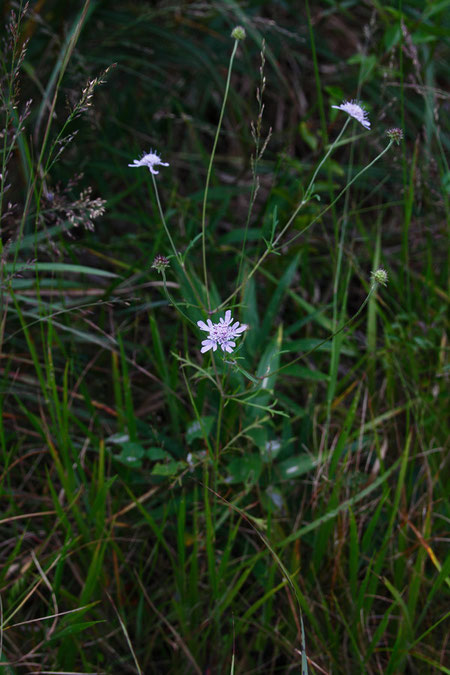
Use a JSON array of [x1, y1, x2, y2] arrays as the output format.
[[160, 271, 197, 326], [151, 174, 204, 310], [151, 174, 181, 264], [283, 140, 394, 249], [236, 149, 260, 290], [215, 394, 224, 465], [304, 117, 350, 201], [213, 139, 394, 313], [210, 353, 224, 396], [237, 41, 269, 289], [215, 119, 350, 312], [201, 39, 239, 311], [284, 141, 393, 251], [270, 118, 351, 247], [325, 115, 360, 441], [224, 282, 378, 396], [273, 285, 376, 377]]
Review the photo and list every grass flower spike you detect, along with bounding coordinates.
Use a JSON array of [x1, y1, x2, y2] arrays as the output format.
[[332, 100, 370, 129], [197, 310, 247, 354], [128, 149, 169, 174]]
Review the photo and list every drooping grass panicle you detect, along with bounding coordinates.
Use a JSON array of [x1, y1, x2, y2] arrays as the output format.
[[237, 38, 272, 288]]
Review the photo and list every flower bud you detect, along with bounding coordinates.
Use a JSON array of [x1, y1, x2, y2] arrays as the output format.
[[231, 25, 246, 40], [371, 268, 388, 287], [386, 128, 404, 145], [151, 254, 170, 274]]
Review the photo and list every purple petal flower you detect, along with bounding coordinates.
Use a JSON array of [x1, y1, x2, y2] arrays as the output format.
[[128, 149, 169, 175], [197, 311, 247, 355], [201, 339, 218, 353], [332, 100, 370, 130]]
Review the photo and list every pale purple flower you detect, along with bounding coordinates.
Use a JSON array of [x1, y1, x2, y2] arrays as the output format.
[[197, 310, 247, 354], [128, 150, 169, 175], [331, 100, 370, 130]]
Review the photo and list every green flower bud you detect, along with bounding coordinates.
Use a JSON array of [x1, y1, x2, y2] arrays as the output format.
[[231, 25, 246, 41], [371, 268, 388, 287]]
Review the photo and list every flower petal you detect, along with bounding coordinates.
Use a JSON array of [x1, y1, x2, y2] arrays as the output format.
[[332, 100, 370, 130], [128, 150, 169, 173], [201, 340, 215, 353]]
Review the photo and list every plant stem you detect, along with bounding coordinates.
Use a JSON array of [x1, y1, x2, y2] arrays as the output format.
[[151, 173, 204, 310], [226, 282, 378, 397], [201, 39, 239, 311], [214, 139, 393, 313]]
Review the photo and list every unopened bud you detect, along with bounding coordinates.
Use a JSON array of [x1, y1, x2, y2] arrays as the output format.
[[386, 127, 404, 145], [151, 254, 170, 274], [231, 25, 246, 41], [371, 268, 388, 287]]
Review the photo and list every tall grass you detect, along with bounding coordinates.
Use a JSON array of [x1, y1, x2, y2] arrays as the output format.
[[0, 1, 448, 673]]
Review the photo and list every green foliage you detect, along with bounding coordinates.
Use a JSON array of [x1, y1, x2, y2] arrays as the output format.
[[0, 1, 448, 673]]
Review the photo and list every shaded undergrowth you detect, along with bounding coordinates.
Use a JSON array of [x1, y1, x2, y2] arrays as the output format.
[[0, 1, 448, 673]]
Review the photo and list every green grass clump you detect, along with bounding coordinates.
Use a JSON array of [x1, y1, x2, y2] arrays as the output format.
[[0, 1, 448, 673]]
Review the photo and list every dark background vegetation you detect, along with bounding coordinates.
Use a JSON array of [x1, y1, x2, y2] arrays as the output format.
[[1, 0, 448, 673]]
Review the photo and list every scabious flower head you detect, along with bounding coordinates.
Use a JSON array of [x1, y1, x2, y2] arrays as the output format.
[[197, 310, 247, 354], [386, 127, 404, 145], [128, 150, 169, 175], [332, 100, 371, 130], [371, 268, 388, 287], [231, 25, 246, 40], [151, 254, 170, 273]]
